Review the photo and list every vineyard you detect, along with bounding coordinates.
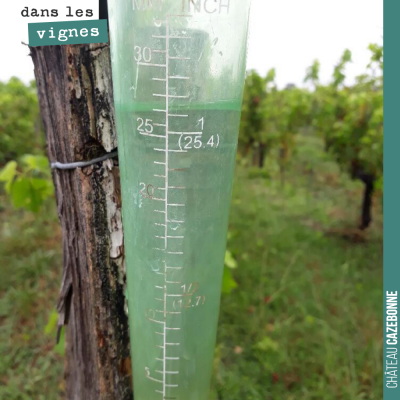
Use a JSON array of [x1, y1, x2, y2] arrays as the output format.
[[0, 43, 383, 399], [0, 43, 383, 228], [239, 44, 383, 229]]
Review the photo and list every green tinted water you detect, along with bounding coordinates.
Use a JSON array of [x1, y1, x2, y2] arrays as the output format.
[[119, 106, 240, 400]]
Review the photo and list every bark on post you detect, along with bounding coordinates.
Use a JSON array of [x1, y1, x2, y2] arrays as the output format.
[[30, 43, 132, 400]]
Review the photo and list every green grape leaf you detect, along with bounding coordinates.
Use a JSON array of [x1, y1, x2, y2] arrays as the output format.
[[221, 267, 238, 294], [10, 177, 43, 213], [224, 250, 238, 269], [22, 154, 50, 174], [0, 160, 17, 193], [10, 177, 31, 208], [44, 310, 59, 335], [31, 178, 54, 199]]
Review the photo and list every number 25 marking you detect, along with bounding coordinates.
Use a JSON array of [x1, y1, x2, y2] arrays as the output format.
[[137, 118, 153, 133]]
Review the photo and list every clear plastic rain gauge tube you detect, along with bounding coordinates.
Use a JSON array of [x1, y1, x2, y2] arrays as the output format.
[[107, 1, 251, 399]]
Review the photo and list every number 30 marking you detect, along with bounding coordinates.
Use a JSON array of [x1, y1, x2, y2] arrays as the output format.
[[134, 46, 152, 63]]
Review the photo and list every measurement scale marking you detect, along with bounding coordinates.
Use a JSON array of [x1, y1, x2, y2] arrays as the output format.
[[156, 370, 179, 375], [168, 113, 188, 118], [140, 132, 166, 139], [148, 318, 164, 324], [147, 376, 164, 383], [153, 35, 191, 39], [144, 14, 195, 399], [170, 95, 190, 99], [153, 94, 190, 99], [154, 148, 188, 153], [168, 131, 202, 135], [156, 310, 181, 315], [169, 76, 190, 80], [138, 62, 167, 68], [161, 16, 171, 399], [155, 392, 177, 400], [156, 235, 184, 239], [168, 56, 191, 60]]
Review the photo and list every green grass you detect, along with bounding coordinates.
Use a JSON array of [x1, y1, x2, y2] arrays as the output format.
[[212, 133, 383, 400], [0, 199, 64, 400], [0, 133, 382, 399]]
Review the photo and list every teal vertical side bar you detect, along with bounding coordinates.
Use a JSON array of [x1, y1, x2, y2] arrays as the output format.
[[384, 1, 400, 398]]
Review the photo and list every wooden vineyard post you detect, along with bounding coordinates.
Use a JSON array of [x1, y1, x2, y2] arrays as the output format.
[[30, 43, 132, 400]]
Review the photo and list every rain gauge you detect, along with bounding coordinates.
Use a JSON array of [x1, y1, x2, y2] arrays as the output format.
[[107, 1, 251, 398]]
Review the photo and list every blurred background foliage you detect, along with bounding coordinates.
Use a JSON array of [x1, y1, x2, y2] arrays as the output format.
[[0, 44, 383, 400], [240, 45, 383, 190], [0, 78, 45, 164]]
